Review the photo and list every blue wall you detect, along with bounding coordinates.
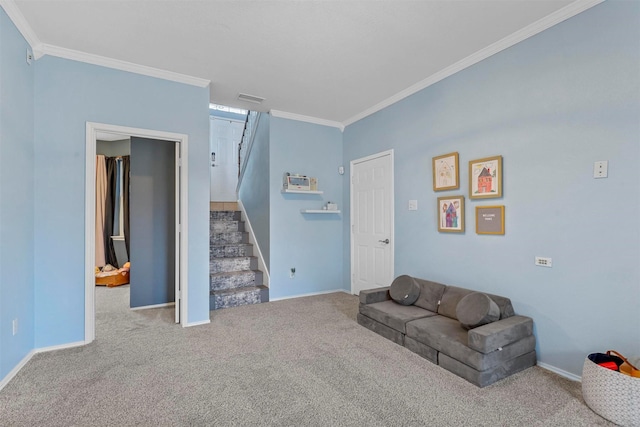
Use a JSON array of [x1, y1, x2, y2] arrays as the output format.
[[33, 56, 211, 346], [0, 8, 35, 380], [343, 1, 640, 376], [269, 117, 344, 299], [238, 114, 271, 268]]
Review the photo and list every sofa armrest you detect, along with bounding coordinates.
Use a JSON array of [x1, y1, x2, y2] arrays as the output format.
[[359, 287, 391, 305], [468, 315, 534, 354]]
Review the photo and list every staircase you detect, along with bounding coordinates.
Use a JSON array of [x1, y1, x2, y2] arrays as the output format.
[[209, 209, 268, 310]]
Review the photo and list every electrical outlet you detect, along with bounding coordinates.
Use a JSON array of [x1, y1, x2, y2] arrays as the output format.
[[290, 267, 296, 279], [535, 257, 552, 268], [26, 48, 33, 65], [593, 161, 608, 178], [12, 318, 18, 336]]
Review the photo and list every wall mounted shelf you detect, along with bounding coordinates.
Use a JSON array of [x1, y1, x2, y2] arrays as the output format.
[[282, 189, 323, 194], [300, 209, 341, 214]]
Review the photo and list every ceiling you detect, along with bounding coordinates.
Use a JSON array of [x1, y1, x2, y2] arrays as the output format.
[[9, 0, 597, 127]]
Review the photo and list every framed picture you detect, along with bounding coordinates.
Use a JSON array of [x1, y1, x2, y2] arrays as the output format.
[[437, 196, 464, 233], [476, 205, 505, 235], [432, 152, 459, 191], [469, 155, 502, 199]]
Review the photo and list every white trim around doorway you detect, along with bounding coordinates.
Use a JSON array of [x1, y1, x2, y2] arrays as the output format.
[[85, 122, 190, 343]]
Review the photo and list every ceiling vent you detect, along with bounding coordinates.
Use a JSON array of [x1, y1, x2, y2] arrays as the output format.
[[237, 93, 265, 104]]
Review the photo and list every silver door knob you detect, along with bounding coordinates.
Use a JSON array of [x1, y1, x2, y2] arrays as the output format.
[[378, 239, 390, 244]]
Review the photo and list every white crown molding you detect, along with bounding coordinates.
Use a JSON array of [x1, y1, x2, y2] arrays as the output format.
[[271, 109, 345, 132], [1, 0, 210, 87], [0, 0, 44, 55], [343, 0, 605, 127], [40, 44, 210, 88]]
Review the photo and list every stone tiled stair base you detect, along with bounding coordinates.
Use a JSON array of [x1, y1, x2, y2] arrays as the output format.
[[210, 256, 257, 274], [210, 286, 269, 310], [210, 270, 264, 290], [210, 243, 253, 258], [210, 210, 268, 310]]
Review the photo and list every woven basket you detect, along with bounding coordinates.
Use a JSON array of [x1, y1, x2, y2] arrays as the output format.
[[582, 355, 640, 426]]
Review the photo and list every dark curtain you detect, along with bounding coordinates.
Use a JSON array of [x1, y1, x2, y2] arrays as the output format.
[[122, 155, 131, 260], [104, 157, 118, 267]]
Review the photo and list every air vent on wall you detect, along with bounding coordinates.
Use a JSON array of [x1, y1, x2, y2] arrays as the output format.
[[237, 93, 265, 104]]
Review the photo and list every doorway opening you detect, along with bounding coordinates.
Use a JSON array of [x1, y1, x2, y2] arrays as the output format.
[[85, 122, 189, 343], [209, 104, 247, 205]]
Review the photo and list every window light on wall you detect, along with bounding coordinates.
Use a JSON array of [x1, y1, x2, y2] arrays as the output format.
[[209, 103, 248, 115]]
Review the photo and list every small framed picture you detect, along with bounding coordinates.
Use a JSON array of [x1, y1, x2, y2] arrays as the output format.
[[432, 152, 459, 191], [437, 196, 464, 233], [469, 155, 502, 199], [476, 205, 505, 235]]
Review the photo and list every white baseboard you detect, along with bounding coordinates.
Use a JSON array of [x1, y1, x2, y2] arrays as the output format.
[[0, 350, 36, 391], [270, 289, 351, 302], [183, 319, 211, 327], [34, 340, 87, 354], [537, 361, 581, 382], [0, 340, 87, 391], [130, 302, 175, 311]]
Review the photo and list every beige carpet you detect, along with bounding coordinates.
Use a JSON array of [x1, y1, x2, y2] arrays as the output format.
[[0, 286, 611, 426]]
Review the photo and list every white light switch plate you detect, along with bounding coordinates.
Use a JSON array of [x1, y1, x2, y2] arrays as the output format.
[[408, 200, 418, 211]]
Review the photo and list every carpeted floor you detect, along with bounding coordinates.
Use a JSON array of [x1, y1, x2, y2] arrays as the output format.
[[0, 286, 611, 426]]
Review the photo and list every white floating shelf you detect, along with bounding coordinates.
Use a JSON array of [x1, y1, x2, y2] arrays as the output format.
[[282, 189, 323, 194], [300, 209, 341, 214]]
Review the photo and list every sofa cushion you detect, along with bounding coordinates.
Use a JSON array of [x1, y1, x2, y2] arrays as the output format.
[[438, 350, 537, 388], [438, 286, 473, 320], [359, 300, 436, 334], [413, 278, 446, 312], [405, 315, 537, 371], [438, 285, 515, 320], [359, 286, 391, 305], [467, 315, 534, 353], [389, 275, 420, 305], [456, 292, 500, 329]]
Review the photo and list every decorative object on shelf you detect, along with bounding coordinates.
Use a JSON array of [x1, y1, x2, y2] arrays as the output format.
[[310, 177, 318, 191], [326, 202, 338, 211], [432, 152, 459, 191], [282, 172, 315, 191], [476, 205, 505, 235], [469, 155, 502, 199], [437, 196, 464, 233]]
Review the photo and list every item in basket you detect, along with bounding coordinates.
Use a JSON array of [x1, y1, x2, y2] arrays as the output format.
[[597, 361, 619, 371], [608, 350, 640, 377]]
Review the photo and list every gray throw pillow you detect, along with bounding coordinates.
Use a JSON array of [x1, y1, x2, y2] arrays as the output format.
[[389, 275, 420, 306], [456, 292, 500, 329]]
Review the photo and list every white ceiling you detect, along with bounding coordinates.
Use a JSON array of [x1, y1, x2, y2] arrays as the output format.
[[9, 0, 598, 127]]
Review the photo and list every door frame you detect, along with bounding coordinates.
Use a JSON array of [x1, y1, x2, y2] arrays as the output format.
[[85, 122, 189, 343], [350, 149, 395, 295]]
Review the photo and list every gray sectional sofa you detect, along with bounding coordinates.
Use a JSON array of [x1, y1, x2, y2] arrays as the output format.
[[357, 275, 536, 387]]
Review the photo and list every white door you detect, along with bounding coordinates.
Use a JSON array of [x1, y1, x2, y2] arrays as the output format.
[[351, 150, 394, 295], [210, 117, 244, 202]]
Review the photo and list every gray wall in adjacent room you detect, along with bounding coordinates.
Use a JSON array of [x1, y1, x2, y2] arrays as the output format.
[[97, 139, 131, 156], [129, 137, 175, 308]]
